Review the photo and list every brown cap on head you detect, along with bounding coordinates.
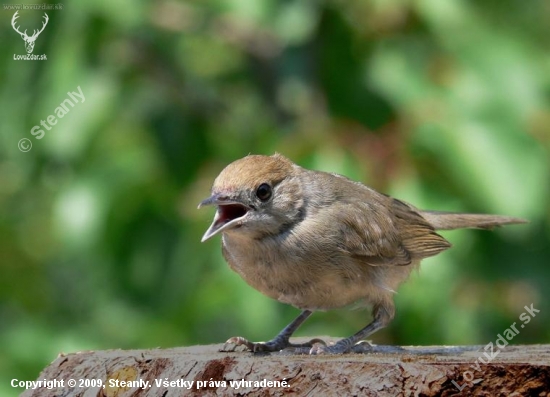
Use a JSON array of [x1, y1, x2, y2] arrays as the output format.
[[212, 153, 294, 192]]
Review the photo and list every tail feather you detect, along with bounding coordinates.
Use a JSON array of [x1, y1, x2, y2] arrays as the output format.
[[420, 210, 528, 231]]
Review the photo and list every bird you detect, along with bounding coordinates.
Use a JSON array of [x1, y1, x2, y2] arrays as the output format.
[[198, 153, 527, 354]]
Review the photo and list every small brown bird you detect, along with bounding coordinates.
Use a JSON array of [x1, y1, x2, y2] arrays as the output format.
[[199, 153, 526, 354]]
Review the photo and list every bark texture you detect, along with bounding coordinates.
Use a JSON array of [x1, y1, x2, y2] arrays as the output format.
[[21, 341, 550, 396]]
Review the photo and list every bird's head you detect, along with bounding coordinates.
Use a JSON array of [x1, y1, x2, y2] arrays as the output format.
[[198, 154, 304, 242]]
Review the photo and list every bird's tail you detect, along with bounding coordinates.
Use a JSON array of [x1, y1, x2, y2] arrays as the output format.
[[420, 210, 528, 231]]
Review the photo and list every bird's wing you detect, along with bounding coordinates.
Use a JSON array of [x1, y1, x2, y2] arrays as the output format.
[[335, 198, 451, 267], [390, 198, 452, 259]]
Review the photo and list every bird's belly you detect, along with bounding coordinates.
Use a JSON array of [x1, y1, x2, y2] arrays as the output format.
[[222, 236, 381, 310]]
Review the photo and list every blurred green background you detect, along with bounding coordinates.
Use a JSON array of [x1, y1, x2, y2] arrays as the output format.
[[1, 0, 549, 394]]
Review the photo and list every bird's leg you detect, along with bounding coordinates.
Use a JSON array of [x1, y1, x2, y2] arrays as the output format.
[[310, 302, 394, 354], [222, 310, 320, 352]]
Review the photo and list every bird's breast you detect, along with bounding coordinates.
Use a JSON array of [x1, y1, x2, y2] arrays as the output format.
[[221, 233, 396, 310]]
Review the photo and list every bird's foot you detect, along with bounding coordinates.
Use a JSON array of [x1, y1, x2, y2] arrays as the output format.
[[221, 336, 258, 352], [221, 336, 326, 353], [309, 340, 374, 355]]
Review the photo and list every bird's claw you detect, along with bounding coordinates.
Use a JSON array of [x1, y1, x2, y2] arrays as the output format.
[[221, 336, 328, 353], [309, 340, 375, 355], [309, 343, 345, 354], [221, 336, 257, 352], [350, 340, 375, 353], [221, 336, 289, 352]]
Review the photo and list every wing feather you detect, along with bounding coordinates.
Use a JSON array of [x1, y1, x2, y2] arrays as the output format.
[[336, 197, 450, 266]]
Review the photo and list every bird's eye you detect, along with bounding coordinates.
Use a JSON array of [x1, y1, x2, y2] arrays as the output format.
[[256, 183, 272, 201]]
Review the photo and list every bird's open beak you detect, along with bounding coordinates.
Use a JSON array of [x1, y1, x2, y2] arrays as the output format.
[[198, 194, 250, 242]]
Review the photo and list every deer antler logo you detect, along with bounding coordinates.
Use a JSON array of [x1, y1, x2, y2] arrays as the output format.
[[11, 11, 49, 54]]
